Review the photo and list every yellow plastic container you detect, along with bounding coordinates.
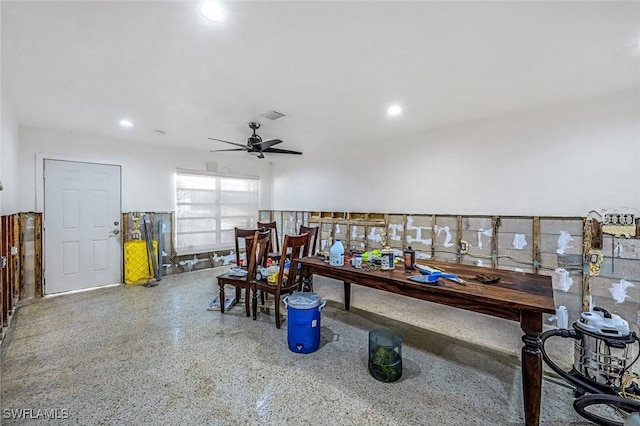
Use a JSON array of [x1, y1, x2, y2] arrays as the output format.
[[124, 240, 158, 284]]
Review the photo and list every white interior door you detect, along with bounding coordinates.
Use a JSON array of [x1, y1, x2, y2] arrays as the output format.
[[44, 159, 122, 294]]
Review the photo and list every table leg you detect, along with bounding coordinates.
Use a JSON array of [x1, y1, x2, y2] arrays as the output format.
[[520, 311, 543, 426], [219, 283, 225, 314], [244, 284, 250, 317], [343, 281, 351, 310], [301, 266, 312, 292]]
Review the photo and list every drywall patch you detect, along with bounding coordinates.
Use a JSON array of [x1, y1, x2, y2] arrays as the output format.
[[614, 240, 624, 257], [351, 227, 365, 239], [406, 216, 432, 245], [609, 279, 636, 304], [367, 228, 384, 243], [477, 229, 493, 249], [554, 268, 574, 292], [556, 231, 574, 254], [435, 225, 454, 248], [513, 234, 528, 250], [388, 223, 403, 241]]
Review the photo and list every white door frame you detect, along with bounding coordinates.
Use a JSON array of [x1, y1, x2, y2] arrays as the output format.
[[37, 154, 124, 292]]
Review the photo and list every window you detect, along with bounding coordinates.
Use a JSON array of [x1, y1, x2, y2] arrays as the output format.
[[175, 171, 258, 254]]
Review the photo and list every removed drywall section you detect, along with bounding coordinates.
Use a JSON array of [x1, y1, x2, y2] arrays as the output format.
[[496, 217, 534, 273], [590, 235, 640, 323], [433, 216, 458, 263], [461, 217, 493, 267], [403, 215, 434, 260], [539, 218, 584, 324]]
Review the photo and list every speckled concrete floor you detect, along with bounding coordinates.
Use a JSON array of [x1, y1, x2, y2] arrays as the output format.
[[1, 267, 589, 425]]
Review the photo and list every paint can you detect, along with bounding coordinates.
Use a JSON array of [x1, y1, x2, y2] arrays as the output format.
[[381, 247, 394, 270]]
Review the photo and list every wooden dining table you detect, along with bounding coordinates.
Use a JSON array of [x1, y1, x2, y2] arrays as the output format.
[[294, 256, 555, 426]]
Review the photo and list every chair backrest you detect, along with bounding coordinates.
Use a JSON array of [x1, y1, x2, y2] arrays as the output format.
[[234, 227, 261, 267], [257, 221, 280, 253], [245, 230, 272, 279], [299, 225, 319, 256], [276, 233, 310, 292]]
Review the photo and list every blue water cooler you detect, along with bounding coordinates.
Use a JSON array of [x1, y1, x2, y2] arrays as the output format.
[[284, 292, 326, 354]]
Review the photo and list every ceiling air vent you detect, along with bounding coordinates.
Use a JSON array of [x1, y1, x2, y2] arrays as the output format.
[[262, 110, 287, 121]]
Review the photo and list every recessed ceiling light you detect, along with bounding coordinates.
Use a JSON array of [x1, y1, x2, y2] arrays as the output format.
[[201, 3, 225, 21], [119, 119, 134, 128], [387, 105, 402, 116]]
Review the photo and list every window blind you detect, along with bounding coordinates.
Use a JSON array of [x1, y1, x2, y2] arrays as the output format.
[[175, 171, 258, 255]]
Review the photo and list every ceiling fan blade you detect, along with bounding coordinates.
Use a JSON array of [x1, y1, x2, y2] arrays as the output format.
[[252, 138, 282, 150], [209, 148, 247, 152], [262, 147, 303, 155], [208, 137, 247, 149]]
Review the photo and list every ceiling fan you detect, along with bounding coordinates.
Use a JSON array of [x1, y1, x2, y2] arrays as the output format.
[[209, 122, 302, 159]]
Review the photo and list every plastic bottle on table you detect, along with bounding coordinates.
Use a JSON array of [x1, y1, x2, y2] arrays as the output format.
[[329, 239, 345, 266]]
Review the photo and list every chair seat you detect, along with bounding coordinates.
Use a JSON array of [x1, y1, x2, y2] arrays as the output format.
[[216, 271, 250, 316], [268, 251, 281, 259], [252, 232, 310, 329], [268, 247, 294, 261], [217, 271, 247, 281], [253, 277, 295, 292]]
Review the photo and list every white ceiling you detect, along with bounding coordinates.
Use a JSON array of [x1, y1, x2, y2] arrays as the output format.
[[2, 1, 639, 159]]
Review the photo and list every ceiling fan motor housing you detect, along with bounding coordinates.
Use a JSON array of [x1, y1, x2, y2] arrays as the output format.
[[248, 135, 262, 149], [209, 120, 302, 158]]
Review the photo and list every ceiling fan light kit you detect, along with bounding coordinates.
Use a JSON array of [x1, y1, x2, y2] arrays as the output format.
[[209, 122, 302, 159]]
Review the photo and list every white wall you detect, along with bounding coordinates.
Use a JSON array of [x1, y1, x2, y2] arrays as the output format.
[[271, 90, 640, 216], [18, 127, 272, 213], [0, 94, 19, 215]]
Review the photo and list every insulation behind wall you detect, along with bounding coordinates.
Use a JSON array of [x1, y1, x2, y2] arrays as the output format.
[[592, 236, 640, 326]]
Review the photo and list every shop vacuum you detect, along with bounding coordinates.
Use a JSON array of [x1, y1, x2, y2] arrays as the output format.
[[541, 307, 640, 425]]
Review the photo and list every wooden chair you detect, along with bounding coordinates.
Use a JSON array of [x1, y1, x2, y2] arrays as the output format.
[[299, 224, 319, 256], [252, 233, 310, 329], [257, 220, 280, 259], [216, 228, 269, 316], [234, 227, 261, 267]]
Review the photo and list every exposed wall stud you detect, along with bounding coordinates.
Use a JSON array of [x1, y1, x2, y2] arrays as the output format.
[[491, 216, 500, 268], [532, 217, 540, 274], [402, 214, 408, 249], [34, 213, 43, 298], [581, 218, 593, 312], [456, 215, 463, 264], [18, 213, 26, 304], [431, 215, 436, 259]]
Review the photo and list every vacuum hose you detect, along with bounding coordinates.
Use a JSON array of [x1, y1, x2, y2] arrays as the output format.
[[573, 394, 640, 426], [540, 328, 609, 395], [541, 328, 640, 426]]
